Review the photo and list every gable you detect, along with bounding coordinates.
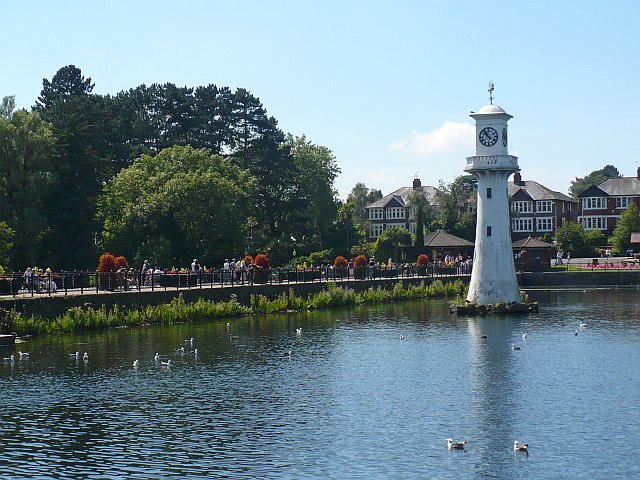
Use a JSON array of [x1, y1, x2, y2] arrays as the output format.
[[578, 185, 608, 198], [511, 189, 533, 202]]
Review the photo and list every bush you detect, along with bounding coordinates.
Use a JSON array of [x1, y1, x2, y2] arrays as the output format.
[[253, 253, 271, 284], [114, 256, 129, 270], [97, 253, 116, 272], [416, 254, 429, 266], [308, 249, 333, 266], [353, 255, 368, 268], [334, 255, 348, 269]]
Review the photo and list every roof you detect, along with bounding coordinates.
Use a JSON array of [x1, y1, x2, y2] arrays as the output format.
[[508, 179, 575, 203], [366, 185, 439, 209], [596, 177, 640, 196], [512, 237, 553, 249], [423, 230, 474, 248], [476, 104, 507, 114], [631, 232, 640, 244]]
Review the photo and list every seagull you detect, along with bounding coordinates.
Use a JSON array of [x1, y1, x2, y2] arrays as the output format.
[[400, 335, 405, 341], [574, 330, 579, 336], [514, 440, 529, 453], [579, 323, 587, 329], [18, 351, 30, 358], [230, 335, 239, 340], [154, 353, 160, 362], [480, 335, 488, 339], [3, 354, 15, 363], [185, 337, 194, 344], [226, 322, 231, 329], [83, 352, 89, 361], [193, 348, 198, 356], [522, 333, 527, 339], [176, 347, 185, 354], [512, 344, 522, 350], [70, 351, 80, 359], [161, 359, 173, 367], [296, 328, 302, 336], [133, 359, 139, 368], [447, 438, 467, 450]]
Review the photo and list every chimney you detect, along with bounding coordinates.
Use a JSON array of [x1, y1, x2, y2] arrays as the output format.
[[637, 166, 640, 180], [513, 171, 522, 185], [413, 177, 422, 190]]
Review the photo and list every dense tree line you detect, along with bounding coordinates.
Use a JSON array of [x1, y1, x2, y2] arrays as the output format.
[[0, 65, 341, 270]]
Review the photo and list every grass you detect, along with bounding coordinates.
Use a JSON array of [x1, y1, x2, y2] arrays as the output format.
[[3, 280, 468, 337]]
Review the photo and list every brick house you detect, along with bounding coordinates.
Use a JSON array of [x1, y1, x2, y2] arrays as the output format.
[[365, 177, 438, 241], [508, 172, 577, 241], [577, 169, 640, 234]]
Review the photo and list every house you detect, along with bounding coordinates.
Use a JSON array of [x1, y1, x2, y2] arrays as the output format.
[[365, 177, 438, 241], [577, 169, 640, 234], [508, 172, 577, 241], [423, 229, 474, 260]]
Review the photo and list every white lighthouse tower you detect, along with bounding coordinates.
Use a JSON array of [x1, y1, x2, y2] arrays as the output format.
[[465, 83, 520, 305]]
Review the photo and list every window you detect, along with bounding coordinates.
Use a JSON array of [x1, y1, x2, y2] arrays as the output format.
[[487, 187, 492, 199], [386, 207, 405, 219], [369, 208, 383, 220], [582, 216, 608, 230], [536, 217, 554, 232], [511, 201, 532, 213], [486, 226, 492, 237], [512, 218, 533, 232], [536, 200, 553, 213], [615, 197, 630, 209], [370, 224, 384, 238], [582, 197, 605, 210]]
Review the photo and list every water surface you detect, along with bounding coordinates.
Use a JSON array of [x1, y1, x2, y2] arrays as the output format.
[[1, 289, 639, 479]]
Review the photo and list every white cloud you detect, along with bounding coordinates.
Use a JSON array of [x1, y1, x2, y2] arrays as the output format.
[[390, 121, 474, 154]]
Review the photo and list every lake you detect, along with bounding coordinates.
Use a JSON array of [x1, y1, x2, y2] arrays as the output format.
[[1, 288, 639, 479]]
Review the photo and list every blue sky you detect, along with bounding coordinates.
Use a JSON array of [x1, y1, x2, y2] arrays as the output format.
[[4, 0, 640, 198]]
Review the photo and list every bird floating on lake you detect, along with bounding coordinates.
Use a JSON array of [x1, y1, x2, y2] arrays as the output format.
[[18, 351, 30, 358], [580, 323, 587, 329], [447, 438, 467, 450], [512, 344, 521, 350], [4, 354, 15, 363], [400, 335, 405, 341], [83, 352, 88, 361], [522, 333, 527, 339], [296, 328, 302, 336], [70, 351, 80, 359], [154, 353, 160, 362], [133, 359, 139, 368], [185, 337, 194, 344], [513, 440, 529, 453], [230, 335, 239, 340], [161, 359, 173, 367], [574, 330, 579, 336], [480, 335, 488, 339]]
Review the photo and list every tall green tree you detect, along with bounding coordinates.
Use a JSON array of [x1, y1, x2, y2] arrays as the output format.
[[97, 145, 257, 267], [408, 189, 434, 248], [569, 165, 621, 198], [0, 221, 15, 269], [432, 176, 476, 240], [34, 65, 126, 268], [610, 203, 640, 254], [0, 105, 55, 268], [374, 227, 411, 262]]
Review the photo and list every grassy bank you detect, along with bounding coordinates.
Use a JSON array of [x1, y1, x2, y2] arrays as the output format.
[[4, 280, 467, 337]]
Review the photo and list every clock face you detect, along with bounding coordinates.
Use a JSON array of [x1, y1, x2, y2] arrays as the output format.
[[479, 127, 498, 147], [502, 127, 507, 147]]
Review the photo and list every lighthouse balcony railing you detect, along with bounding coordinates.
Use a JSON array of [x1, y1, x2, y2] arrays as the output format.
[[465, 155, 518, 170]]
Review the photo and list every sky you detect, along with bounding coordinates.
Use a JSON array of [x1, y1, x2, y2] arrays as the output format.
[[3, 0, 640, 199]]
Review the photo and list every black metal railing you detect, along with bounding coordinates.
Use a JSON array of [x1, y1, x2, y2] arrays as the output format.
[[0, 264, 472, 298]]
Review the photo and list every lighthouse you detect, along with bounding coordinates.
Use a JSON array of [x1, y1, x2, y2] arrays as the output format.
[[465, 83, 520, 305]]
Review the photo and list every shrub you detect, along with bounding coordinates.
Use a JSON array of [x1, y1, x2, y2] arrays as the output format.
[[97, 253, 116, 272], [353, 255, 368, 268], [253, 253, 271, 284], [334, 255, 348, 269], [417, 254, 429, 266], [114, 256, 129, 270]]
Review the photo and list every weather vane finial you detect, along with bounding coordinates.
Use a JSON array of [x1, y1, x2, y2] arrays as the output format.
[[488, 81, 494, 105]]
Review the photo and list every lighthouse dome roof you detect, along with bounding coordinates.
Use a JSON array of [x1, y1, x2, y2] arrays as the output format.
[[476, 104, 507, 114]]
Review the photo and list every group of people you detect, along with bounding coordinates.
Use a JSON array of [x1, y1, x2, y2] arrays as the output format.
[[23, 266, 57, 293]]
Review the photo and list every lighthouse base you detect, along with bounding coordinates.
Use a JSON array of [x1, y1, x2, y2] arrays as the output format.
[[449, 301, 539, 316]]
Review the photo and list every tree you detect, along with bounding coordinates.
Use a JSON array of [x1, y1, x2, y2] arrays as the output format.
[[0, 221, 14, 269], [374, 227, 411, 262], [432, 176, 476, 240], [610, 203, 640, 254], [0, 96, 15, 120], [569, 165, 621, 198], [554, 222, 603, 258], [97, 145, 257, 268], [408, 189, 434, 248], [0, 106, 56, 269]]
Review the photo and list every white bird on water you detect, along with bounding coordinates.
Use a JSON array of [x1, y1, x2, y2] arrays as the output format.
[[580, 323, 587, 329], [447, 438, 467, 450], [83, 352, 88, 361], [185, 337, 194, 344], [522, 332, 527, 340], [296, 328, 302, 336], [512, 344, 521, 351], [133, 359, 139, 368], [70, 351, 80, 359], [3, 354, 15, 363], [514, 440, 529, 453], [154, 353, 160, 362], [161, 359, 174, 367], [18, 351, 30, 358]]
